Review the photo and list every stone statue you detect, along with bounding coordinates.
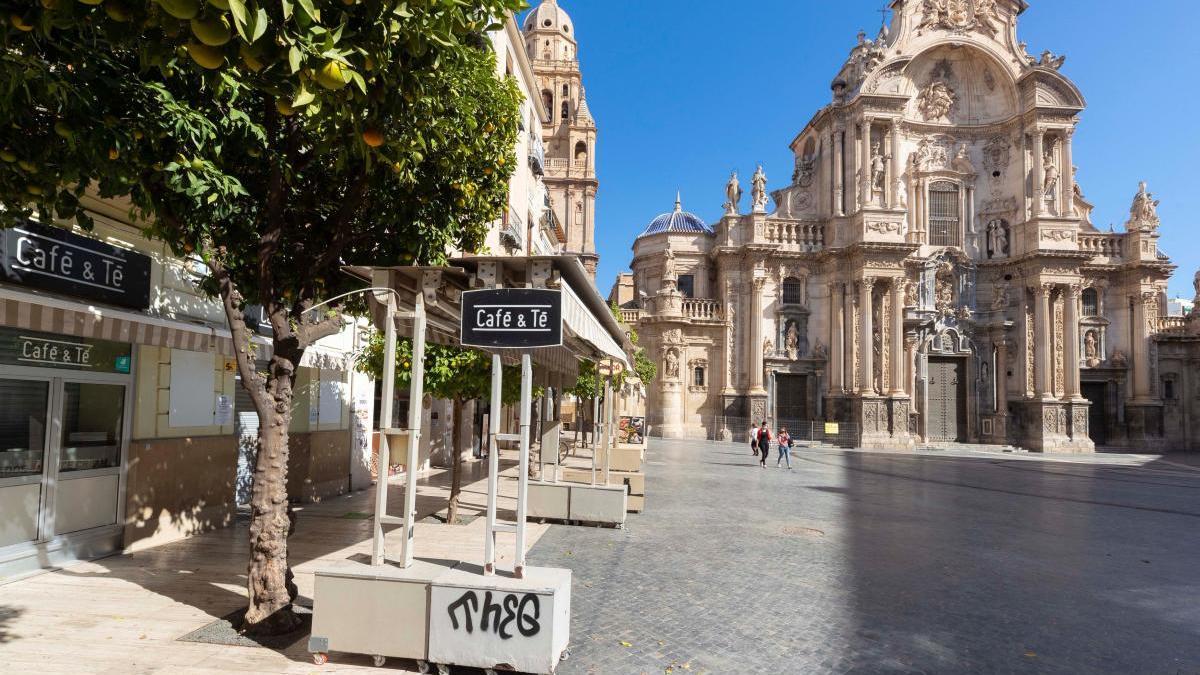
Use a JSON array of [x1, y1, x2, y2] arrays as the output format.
[[870, 142, 890, 193], [662, 243, 677, 281], [952, 144, 975, 175], [1085, 330, 1100, 367], [794, 156, 816, 187], [1193, 270, 1200, 309], [763, 338, 774, 358], [751, 165, 769, 212], [904, 279, 919, 308], [988, 219, 1009, 259], [786, 323, 800, 360], [1043, 146, 1059, 195], [724, 171, 742, 214], [811, 340, 829, 361], [1126, 181, 1161, 231], [917, 81, 956, 122], [665, 350, 679, 379]]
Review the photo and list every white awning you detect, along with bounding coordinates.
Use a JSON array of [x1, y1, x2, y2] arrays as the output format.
[[561, 280, 630, 370]]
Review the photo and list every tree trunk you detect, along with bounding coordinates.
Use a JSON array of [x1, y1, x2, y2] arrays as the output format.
[[244, 353, 302, 635], [447, 398, 465, 524]]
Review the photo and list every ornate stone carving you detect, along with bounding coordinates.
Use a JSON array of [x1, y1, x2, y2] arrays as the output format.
[[751, 165, 769, 212], [786, 322, 801, 361], [982, 135, 1010, 175], [724, 171, 742, 214], [1126, 181, 1161, 232], [1041, 229, 1075, 243], [1053, 293, 1065, 398], [992, 282, 1010, 311], [793, 156, 816, 188], [870, 141, 889, 193], [1110, 349, 1128, 368], [1025, 293, 1036, 396], [919, 0, 1000, 35], [1036, 50, 1067, 70], [811, 339, 829, 361], [917, 81, 956, 122], [951, 144, 975, 175], [867, 221, 902, 235], [935, 263, 956, 316], [664, 328, 683, 345], [904, 279, 919, 308]]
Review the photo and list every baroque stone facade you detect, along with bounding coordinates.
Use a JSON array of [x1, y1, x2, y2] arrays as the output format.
[[617, 0, 1185, 453]]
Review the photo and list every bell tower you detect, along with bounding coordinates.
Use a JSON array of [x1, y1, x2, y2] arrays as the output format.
[[523, 0, 600, 279]]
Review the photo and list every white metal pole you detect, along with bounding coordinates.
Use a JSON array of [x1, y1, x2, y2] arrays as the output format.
[[515, 353, 532, 579], [590, 392, 600, 486], [603, 365, 614, 485], [371, 294, 397, 566], [399, 291, 427, 569], [484, 353, 502, 576]]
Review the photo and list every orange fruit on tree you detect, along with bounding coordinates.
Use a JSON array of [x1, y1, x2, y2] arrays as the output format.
[[361, 128, 384, 147]]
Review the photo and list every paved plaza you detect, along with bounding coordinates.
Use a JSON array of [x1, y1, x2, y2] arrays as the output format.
[[529, 440, 1200, 674]]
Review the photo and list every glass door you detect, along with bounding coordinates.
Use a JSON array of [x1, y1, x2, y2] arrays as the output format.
[[50, 381, 126, 536], [0, 377, 51, 548]]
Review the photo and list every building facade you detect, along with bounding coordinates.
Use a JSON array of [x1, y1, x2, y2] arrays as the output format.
[[0, 195, 369, 581], [622, 0, 1187, 453], [523, 0, 600, 279]]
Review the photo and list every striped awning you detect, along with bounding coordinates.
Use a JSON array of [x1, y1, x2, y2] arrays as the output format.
[[0, 287, 235, 355]]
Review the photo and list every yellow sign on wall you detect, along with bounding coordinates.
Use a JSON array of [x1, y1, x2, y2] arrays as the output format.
[[824, 423, 840, 435]]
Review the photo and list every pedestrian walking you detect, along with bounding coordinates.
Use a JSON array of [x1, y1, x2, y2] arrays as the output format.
[[776, 427, 793, 469], [749, 423, 759, 456], [757, 422, 771, 468]]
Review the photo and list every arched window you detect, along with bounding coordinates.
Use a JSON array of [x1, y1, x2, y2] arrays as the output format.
[[782, 277, 804, 305], [929, 181, 961, 247], [1082, 288, 1099, 316], [574, 141, 588, 162], [562, 84, 569, 97], [541, 90, 553, 116], [561, 101, 569, 120], [693, 367, 706, 388]]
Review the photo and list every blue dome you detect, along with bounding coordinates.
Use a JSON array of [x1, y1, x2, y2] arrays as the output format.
[[637, 196, 712, 238]]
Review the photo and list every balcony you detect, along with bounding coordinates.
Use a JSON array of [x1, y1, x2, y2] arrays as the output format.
[[1155, 316, 1188, 335], [619, 309, 643, 325], [682, 298, 723, 321], [528, 135, 546, 177], [1078, 233, 1123, 261], [500, 209, 524, 253], [762, 221, 825, 252]]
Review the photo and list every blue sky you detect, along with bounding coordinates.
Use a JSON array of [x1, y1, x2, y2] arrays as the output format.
[[523, 0, 1200, 300]]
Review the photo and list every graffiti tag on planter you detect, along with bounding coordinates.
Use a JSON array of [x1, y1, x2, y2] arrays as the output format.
[[445, 590, 541, 640]]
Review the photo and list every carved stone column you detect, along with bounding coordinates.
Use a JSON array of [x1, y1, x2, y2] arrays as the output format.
[[1061, 129, 1075, 218], [833, 128, 845, 217], [845, 282, 856, 393], [859, 278, 876, 396], [749, 276, 767, 395], [887, 121, 901, 209], [889, 278, 906, 395], [1132, 292, 1154, 401], [1031, 130, 1046, 217], [995, 337, 1009, 411], [1063, 284, 1082, 400], [830, 283, 844, 393], [1035, 284, 1054, 399]]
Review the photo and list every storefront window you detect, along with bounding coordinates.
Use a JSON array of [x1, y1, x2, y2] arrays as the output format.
[[59, 382, 124, 473], [0, 379, 49, 479]]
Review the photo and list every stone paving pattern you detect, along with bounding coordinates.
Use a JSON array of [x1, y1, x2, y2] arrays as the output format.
[[528, 439, 1200, 674]]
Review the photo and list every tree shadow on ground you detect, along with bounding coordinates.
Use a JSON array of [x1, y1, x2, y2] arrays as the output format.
[[0, 605, 19, 643]]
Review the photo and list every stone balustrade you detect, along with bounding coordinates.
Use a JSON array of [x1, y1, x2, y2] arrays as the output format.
[[763, 221, 825, 251], [681, 298, 722, 321], [1155, 316, 1188, 335], [1078, 233, 1124, 260], [619, 309, 642, 324]]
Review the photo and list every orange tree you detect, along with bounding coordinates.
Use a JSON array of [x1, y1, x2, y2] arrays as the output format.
[[0, 0, 524, 634]]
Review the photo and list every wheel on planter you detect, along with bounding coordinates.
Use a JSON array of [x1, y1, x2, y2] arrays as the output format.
[[312, 652, 329, 665]]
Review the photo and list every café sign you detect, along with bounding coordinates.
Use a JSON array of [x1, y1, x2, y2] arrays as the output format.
[[460, 289, 563, 349], [0, 327, 132, 373], [1, 221, 152, 310]]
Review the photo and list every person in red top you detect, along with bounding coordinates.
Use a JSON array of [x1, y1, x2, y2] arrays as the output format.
[[756, 422, 771, 468]]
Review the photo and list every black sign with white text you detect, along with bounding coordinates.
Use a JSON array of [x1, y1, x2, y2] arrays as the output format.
[[1, 221, 152, 310], [460, 288, 563, 349]]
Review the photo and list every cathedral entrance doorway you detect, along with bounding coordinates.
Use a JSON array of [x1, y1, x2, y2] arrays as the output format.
[[775, 374, 810, 422], [928, 357, 967, 443], [1081, 382, 1109, 446]]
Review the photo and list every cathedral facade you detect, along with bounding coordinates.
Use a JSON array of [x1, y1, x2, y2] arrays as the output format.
[[620, 0, 1189, 452]]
